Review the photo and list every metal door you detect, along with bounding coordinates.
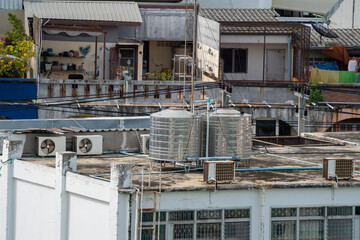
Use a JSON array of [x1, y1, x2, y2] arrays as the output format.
[[266, 49, 285, 81]]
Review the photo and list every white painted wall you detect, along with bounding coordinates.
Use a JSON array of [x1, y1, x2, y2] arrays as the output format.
[[13, 179, 55, 240], [330, 0, 360, 28], [221, 35, 289, 81], [2, 139, 360, 240]]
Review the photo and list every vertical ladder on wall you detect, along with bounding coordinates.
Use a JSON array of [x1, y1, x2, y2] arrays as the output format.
[[136, 166, 162, 240]]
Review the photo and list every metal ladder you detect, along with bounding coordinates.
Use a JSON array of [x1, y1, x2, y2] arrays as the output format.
[[135, 167, 162, 240]]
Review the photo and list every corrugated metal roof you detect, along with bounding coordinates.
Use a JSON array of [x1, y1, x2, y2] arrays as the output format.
[[311, 28, 360, 48], [24, 1, 142, 23], [0, 0, 23, 10], [199, 8, 280, 22]]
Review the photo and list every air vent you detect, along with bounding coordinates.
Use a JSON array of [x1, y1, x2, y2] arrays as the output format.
[[36, 136, 66, 157], [204, 161, 235, 183], [140, 134, 150, 154], [73, 135, 103, 155], [323, 157, 354, 180]]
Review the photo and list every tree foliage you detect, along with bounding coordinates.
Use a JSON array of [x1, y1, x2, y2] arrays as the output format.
[[0, 13, 34, 78]]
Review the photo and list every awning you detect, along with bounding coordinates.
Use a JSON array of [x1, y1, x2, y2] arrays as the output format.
[[272, 0, 340, 15], [24, 1, 142, 25]]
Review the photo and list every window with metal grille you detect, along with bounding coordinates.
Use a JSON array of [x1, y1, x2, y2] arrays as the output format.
[[272, 208, 297, 217], [299, 220, 324, 240], [225, 209, 250, 219], [196, 223, 222, 240], [327, 206, 352, 216], [327, 219, 352, 240], [173, 224, 193, 239], [271, 221, 296, 240], [300, 207, 325, 217], [197, 210, 222, 220], [142, 212, 166, 222], [141, 224, 166, 240], [271, 206, 355, 240], [169, 211, 194, 221], [224, 222, 250, 240]]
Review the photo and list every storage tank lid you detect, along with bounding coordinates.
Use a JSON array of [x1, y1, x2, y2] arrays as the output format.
[[210, 108, 241, 117], [150, 108, 193, 119]]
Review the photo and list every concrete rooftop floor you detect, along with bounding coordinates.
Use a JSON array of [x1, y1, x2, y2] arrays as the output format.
[[27, 132, 360, 191]]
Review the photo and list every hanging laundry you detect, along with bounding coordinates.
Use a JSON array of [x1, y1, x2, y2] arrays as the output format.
[[348, 59, 358, 72], [339, 71, 356, 83], [310, 68, 339, 83], [313, 61, 339, 71]]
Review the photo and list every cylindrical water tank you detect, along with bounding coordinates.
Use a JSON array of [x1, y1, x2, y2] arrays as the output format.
[[208, 108, 252, 158], [149, 108, 201, 161]]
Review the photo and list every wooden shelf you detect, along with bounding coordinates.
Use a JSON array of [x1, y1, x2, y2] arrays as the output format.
[[41, 55, 85, 58], [45, 70, 83, 73]]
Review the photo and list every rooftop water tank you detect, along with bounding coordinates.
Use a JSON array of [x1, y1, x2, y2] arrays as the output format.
[[149, 108, 201, 161], [208, 108, 252, 158]]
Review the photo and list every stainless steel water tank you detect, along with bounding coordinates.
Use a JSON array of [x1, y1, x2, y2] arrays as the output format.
[[208, 109, 252, 158], [149, 108, 201, 161]]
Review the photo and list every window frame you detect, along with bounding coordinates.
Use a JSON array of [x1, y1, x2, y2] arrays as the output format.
[[271, 206, 357, 240], [221, 48, 248, 74]]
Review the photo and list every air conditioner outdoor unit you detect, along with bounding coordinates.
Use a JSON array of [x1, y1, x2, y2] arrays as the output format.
[[73, 135, 103, 155], [36, 136, 66, 157], [140, 134, 150, 154], [204, 161, 235, 183], [323, 157, 354, 180]]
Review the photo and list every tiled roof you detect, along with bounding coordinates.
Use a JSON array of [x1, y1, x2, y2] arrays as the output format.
[[199, 8, 280, 22], [311, 28, 360, 48], [24, 1, 142, 23], [199, 8, 291, 35]]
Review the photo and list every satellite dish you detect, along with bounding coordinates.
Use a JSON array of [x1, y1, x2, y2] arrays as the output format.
[[79, 138, 92, 153], [311, 22, 338, 38]]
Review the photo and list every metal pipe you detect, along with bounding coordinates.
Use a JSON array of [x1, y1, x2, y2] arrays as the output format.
[[287, 35, 292, 81], [186, 156, 249, 161], [319, 102, 360, 105], [263, 101, 271, 108], [103, 32, 106, 80], [266, 153, 322, 166], [235, 167, 322, 172], [206, 97, 210, 158], [326, 103, 335, 110]]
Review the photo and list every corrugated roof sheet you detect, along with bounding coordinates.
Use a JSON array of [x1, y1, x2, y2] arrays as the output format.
[[24, 1, 142, 23], [0, 0, 23, 10], [199, 8, 280, 22], [311, 28, 360, 48]]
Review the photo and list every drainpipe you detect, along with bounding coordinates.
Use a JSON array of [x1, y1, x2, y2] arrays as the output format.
[[353, 0, 356, 28], [260, 186, 266, 240], [288, 36, 292, 81]]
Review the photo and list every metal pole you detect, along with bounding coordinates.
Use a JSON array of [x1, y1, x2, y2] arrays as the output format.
[[206, 97, 210, 158], [191, 0, 197, 113], [262, 27, 266, 83], [183, 0, 188, 108], [103, 32, 107, 80], [297, 95, 302, 136], [94, 36, 98, 80]]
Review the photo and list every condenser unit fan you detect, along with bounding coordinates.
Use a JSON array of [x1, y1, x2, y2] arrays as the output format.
[[40, 139, 55, 154], [79, 138, 93, 153]]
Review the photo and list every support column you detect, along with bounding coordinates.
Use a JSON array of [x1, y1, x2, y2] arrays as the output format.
[[54, 152, 77, 240], [275, 119, 280, 136], [0, 139, 23, 240], [109, 163, 132, 240]]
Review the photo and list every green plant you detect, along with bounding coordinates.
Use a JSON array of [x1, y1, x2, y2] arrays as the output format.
[[161, 71, 167, 81], [5, 13, 31, 44], [307, 83, 325, 104], [0, 13, 34, 78]]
